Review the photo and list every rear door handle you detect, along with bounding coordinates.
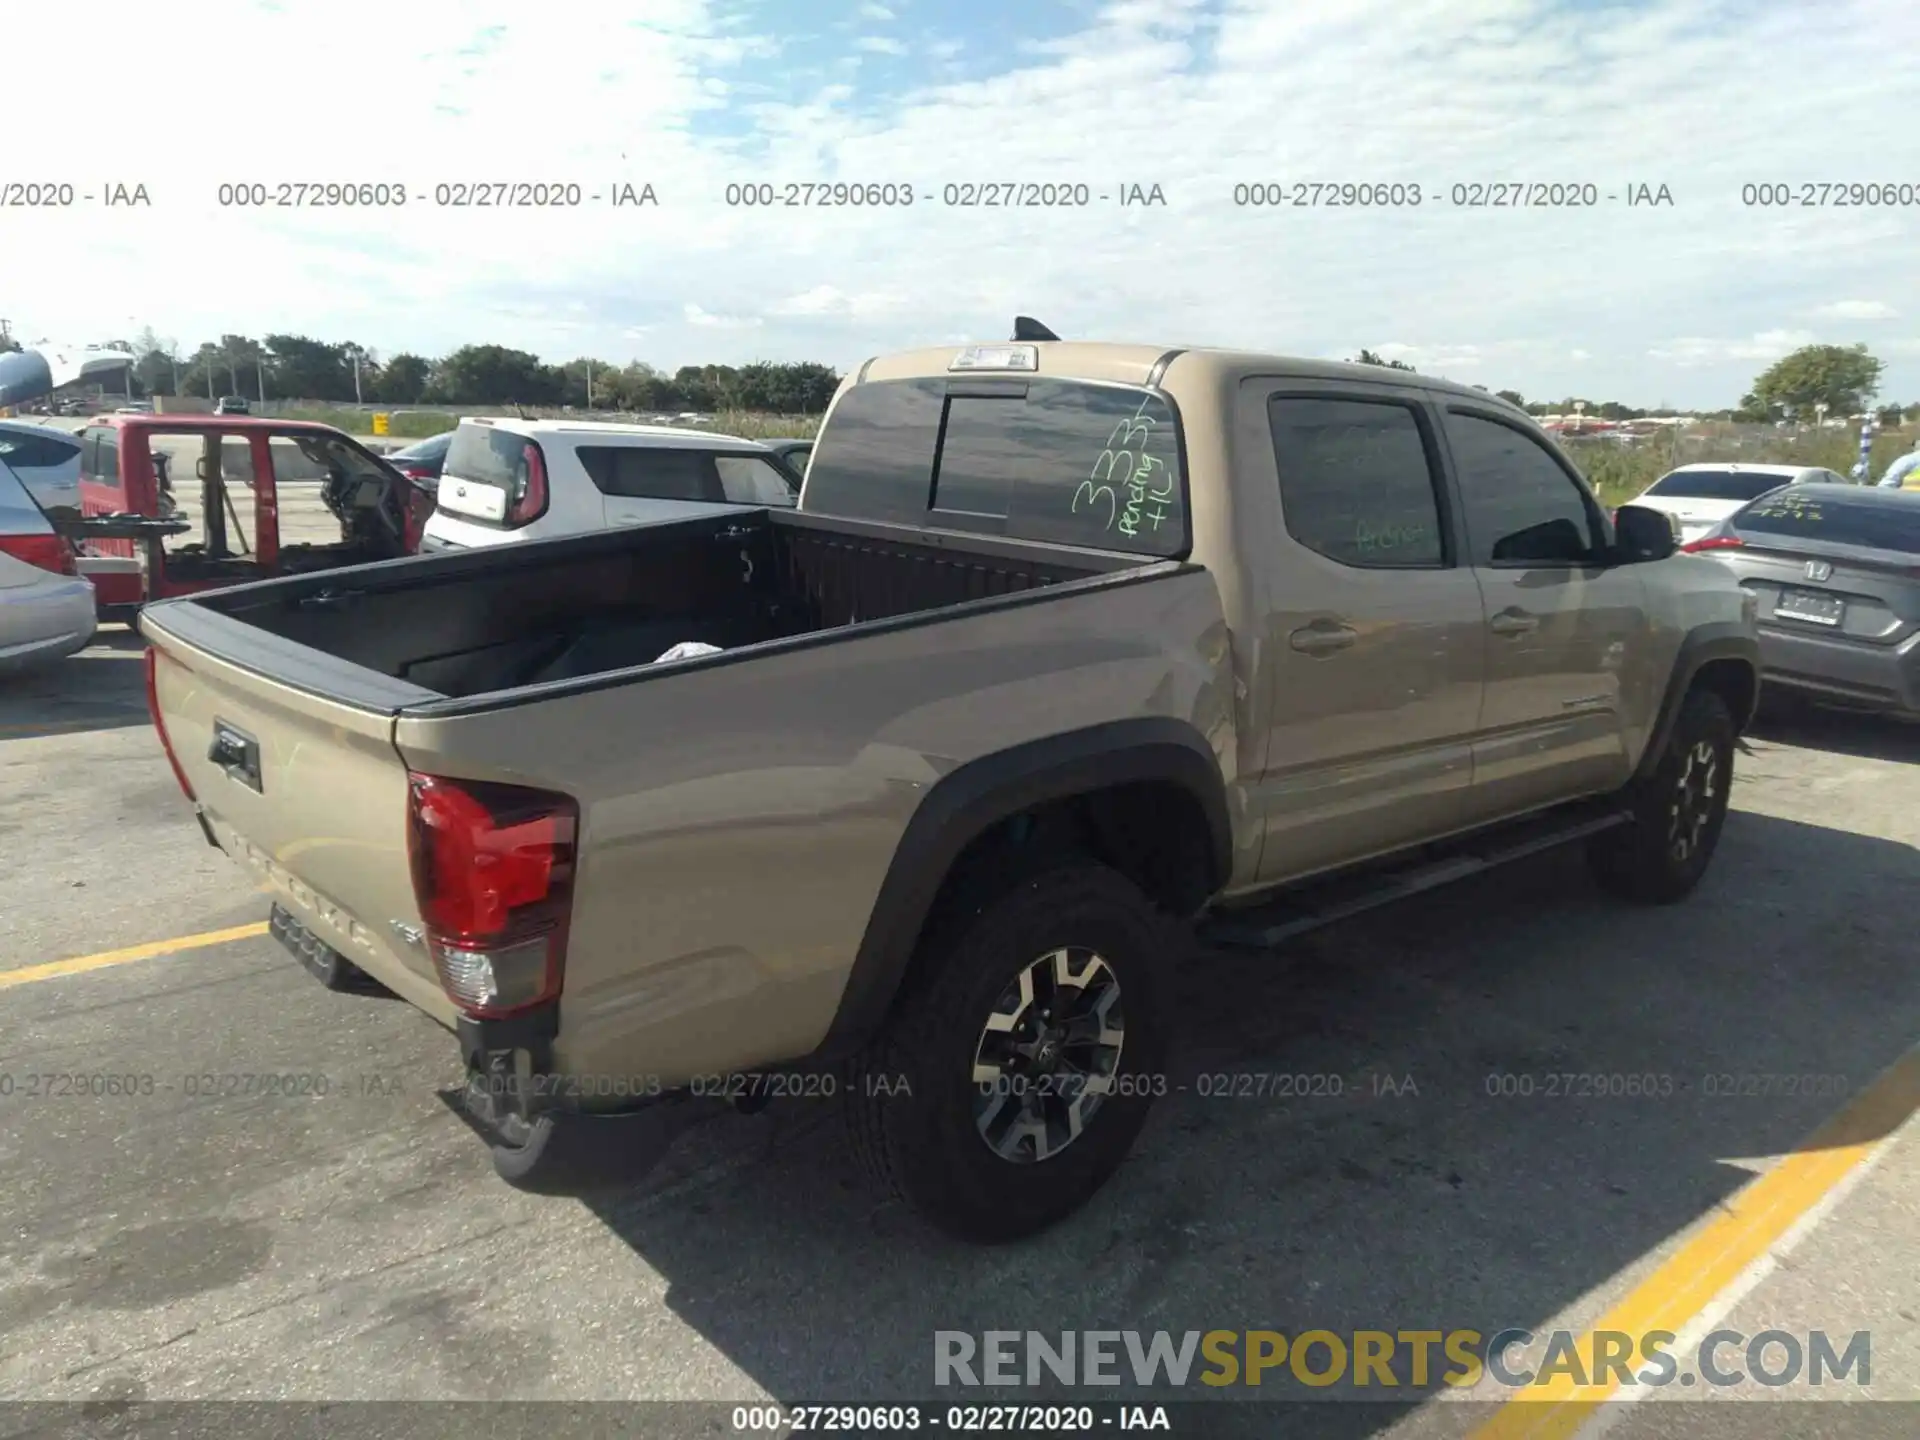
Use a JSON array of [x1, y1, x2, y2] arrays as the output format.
[[1488, 609, 1538, 637], [1289, 621, 1358, 656]]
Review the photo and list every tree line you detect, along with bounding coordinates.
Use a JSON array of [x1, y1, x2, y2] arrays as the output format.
[[1352, 343, 1919, 427], [113, 329, 841, 413], [33, 327, 1920, 424]]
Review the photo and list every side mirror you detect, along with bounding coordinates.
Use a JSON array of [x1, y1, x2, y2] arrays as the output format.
[[1612, 504, 1678, 562]]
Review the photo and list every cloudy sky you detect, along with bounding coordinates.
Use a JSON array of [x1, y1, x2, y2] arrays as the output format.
[[6, 0, 1917, 408]]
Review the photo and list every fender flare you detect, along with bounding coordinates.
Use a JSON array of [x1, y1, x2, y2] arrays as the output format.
[[1635, 621, 1760, 780], [815, 717, 1230, 1059]]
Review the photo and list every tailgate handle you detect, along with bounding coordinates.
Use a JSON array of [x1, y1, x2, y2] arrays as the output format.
[[208, 720, 263, 793]]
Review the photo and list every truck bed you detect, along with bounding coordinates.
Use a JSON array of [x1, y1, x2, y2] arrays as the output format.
[[154, 508, 1133, 704], [138, 506, 1227, 1083]]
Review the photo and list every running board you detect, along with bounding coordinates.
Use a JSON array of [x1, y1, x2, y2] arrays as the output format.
[[1198, 804, 1633, 950]]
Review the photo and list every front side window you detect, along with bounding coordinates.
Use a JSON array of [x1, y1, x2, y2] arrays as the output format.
[[1447, 411, 1602, 565], [1268, 396, 1446, 567]]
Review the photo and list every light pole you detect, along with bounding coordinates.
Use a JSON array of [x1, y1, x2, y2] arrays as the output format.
[[257, 357, 266, 406], [352, 350, 363, 405]]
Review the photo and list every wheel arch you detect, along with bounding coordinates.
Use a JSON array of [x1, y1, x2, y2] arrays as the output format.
[[1635, 622, 1760, 781], [816, 717, 1230, 1060]]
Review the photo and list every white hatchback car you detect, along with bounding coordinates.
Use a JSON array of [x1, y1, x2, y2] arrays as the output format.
[[1626, 462, 1846, 547], [419, 419, 802, 553]]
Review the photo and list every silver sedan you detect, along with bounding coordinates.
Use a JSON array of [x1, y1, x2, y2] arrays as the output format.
[[0, 456, 95, 672]]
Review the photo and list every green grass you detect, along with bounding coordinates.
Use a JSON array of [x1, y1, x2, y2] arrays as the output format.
[[1569, 428, 1915, 508]]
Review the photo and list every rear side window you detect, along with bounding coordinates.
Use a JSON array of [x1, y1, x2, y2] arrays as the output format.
[[1268, 397, 1446, 567], [714, 454, 797, 506], [0, 429, 80, 471], [804, 377, 1189, 556], [1645, 469, 1794, 502], [1734, 490, 1920, 553], [577, 446, 719, 502], [0, 458, 52, 532]]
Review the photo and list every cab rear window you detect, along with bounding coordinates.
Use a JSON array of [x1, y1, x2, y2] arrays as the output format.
[[804, 377, 1188, 557]]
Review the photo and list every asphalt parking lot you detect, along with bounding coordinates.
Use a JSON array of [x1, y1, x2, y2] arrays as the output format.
[[1, 639, 1917, 1435]]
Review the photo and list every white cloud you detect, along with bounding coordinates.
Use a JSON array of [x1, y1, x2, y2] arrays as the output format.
[[768, 285, 907, 318], [1810, 300, 1898, 321], [858, 2, 895, 18], [4, 0, 1918, 403], [855, 35, 909, 55], [684, 304, 763, 329], [1648, 331, 1819, 367]]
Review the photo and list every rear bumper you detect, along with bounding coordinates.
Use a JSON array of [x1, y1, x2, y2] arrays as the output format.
[[0, 577, 95, 669], [1757, 622, 1920, 714]]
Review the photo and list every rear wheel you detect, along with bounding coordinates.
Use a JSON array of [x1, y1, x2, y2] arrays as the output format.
[[847, 863, 1177, 1243], [1588, 687, 1736, 904]]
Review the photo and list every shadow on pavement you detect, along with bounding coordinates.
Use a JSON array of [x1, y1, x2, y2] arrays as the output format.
[[1748, 694, 1920, 765], [535, 809, 1920, 1434], [0, 626, 150, 739]]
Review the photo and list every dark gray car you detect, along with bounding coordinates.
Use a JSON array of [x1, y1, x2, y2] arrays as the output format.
[[1682, 483, 1920, 714]]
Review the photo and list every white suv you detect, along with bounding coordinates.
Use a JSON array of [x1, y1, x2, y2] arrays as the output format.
[[419, 418, 802, 553]]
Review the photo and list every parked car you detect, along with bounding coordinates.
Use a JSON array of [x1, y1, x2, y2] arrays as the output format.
[[0, 418, 84, 519], [383, 430, 455, 489], [68, 414, 427, 616], [764, 438, 814, 478], [0, 455, 94, 671], [1681, 483, 1920, 716], [418, 418, 800, 553], [141, 329, 1760, 1241], [214, 396, 250, 415], [1626, 463, 1841, 546]]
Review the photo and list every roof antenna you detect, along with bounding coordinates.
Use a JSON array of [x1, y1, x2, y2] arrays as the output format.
[[1012, 316, 1060, 342]]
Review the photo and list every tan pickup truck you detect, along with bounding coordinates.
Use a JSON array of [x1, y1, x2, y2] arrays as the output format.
[[141, 327, 1760, 1242]]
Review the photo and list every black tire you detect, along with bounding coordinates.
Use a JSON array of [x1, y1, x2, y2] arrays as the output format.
[[847, 863, 1178, 1243], [1588, 687, 1736, 904]]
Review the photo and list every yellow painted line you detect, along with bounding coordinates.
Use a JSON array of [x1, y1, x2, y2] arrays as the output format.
[[1470, 1043, 1920, 1440], [0, 921, 270, 991]]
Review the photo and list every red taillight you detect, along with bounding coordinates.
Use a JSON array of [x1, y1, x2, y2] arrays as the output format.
[[0, 531, 77, 575], [397, 465, 434, 480], [144, 647, 198, 802], [505, 442, 547, 526], [1681, 535, 1745, 553], [406, 773, 577, 1017]]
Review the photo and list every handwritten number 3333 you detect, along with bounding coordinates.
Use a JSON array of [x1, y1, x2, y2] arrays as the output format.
[[1074, 413, 1171, 531]]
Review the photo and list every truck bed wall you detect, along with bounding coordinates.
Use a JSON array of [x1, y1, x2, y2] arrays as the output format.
[[197, 511, 1117, 699]]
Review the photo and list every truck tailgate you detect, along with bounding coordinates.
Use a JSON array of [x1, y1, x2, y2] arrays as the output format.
[[142, 614, 455, 1026]]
